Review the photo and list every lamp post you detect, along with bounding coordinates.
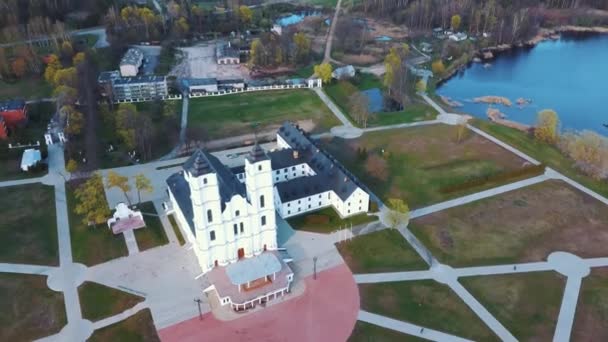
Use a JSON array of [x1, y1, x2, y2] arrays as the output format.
[[194, 298, 202, 320], [313, 256, 318, 280]]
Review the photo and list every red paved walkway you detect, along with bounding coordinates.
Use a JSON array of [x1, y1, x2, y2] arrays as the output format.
[[159, 263, 360, 342]]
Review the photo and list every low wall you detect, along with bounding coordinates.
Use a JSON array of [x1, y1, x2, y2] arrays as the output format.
[[189, 83, 313, 98], [113, 94, 183, 104]]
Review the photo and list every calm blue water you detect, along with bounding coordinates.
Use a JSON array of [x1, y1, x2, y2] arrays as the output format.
[[375, 35, 393, 41], [276, 11, 320, 26], [437, 33, 608, 134], [361, 88, 384, 113]]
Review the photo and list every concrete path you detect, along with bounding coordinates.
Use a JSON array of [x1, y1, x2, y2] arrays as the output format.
[[0, 263, 57, 275], [154, 201, 179, 244], [410, 173, 549, 219], [92, 302, 148, 330], [358, 310, 473, 342], [467, 124, 541, 165], [449, 280, 517, 341], [313, 88, 352, 127], [545, 167, 608, 205], [554, 277, 583, 341], [123, 230, 140, 255], [0, 176, 44, 188]]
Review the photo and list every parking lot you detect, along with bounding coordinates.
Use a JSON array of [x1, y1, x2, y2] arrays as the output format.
[[169, 42, 250, 80]]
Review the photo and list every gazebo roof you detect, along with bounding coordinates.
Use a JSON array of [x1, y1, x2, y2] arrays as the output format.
[[225, 253, 282, 285]]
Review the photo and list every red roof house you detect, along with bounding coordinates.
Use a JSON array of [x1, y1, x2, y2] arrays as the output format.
[[0, 99, 28, 128]]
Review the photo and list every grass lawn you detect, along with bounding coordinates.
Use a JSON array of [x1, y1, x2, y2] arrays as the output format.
[[573, 267, 608, 340], [0, 184, 58, 265], [324, 75, 437, 127], [410, 180, 608, 267], [473, 119, 608, 198], [287, 207, 377, 234], [67, 181, 128, 266], [88, 308, 159, 342], [0, 274, 66, 341], [348, 321, 424, 342], [0, 102, 54, 181], [320, 124, 527, 208], [78, 281, 145, 322], [359, 280, 498, 341], [0, 78, 52, 101], [460, 272, 566, 341], [168, 214, 186, 245], [133, 202, 169, 251], [337, 229, 428, 273], [188, 89, 340, 140]]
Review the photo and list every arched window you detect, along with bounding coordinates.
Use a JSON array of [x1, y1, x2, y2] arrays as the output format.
[[260, 195, 265, 208], [207, 209, 213, 223]]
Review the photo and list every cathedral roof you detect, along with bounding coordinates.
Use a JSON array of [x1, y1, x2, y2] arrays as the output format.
[[274, 122, 366, 202], [184, 150, 213, 177], [246, 143, 269, 164]]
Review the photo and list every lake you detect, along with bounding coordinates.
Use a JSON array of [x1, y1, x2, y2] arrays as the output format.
[[437, 33, 608, 135]]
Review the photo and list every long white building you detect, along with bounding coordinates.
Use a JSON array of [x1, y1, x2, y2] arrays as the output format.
[[167, 122, 370, 275]]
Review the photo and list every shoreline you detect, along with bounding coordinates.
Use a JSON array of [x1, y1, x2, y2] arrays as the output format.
[[435, 25, 608, 132]]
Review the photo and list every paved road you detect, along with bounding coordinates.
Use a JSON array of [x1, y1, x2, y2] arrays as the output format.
[[323, 0, 343, 63]]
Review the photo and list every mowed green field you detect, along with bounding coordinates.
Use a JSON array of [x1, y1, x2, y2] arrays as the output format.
[[0, 274, 66, 341], [188, 90, 340, 139], [460, 272, 566, 341], [359, 280, 499, 341], [0, 184, 58, 265], [321, 124, 527, 208]]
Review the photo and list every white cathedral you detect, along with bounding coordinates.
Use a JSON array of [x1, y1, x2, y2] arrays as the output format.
[[166, 123, 370, 275]]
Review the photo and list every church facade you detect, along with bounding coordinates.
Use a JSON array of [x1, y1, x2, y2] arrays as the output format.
[[166, 122, 370, 274]]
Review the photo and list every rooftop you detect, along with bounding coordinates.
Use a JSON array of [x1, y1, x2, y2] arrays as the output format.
[[112, 75, 166, 85], [207, 251, 293, 305], [216, 41, 239, 59], [225, 252, 282, 285], [98, 70, 120, 83], [0, 99, 26, 111], [120, 48, 144, 66]]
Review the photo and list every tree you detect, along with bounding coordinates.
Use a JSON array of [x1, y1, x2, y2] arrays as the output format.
[[455, 122, 468, 143], [74, 174, 111, 226], [239, 6, 253, 26], [134, 173, 153, 203], [559, 130, 608, 179], [107, 171, 132, 205], [72, 52, 86, 66], [349, 91, 370, 128], [416, 79, 427, 93], [534, 109, 559, 144], [44, 54, 61, 82], [293, 32, 311, 64], [66, 159, 78, 174], [451, 14, 462, 31], [11, 57, 26, 78], [314, 63, 333, 84], [249, 38, 264, 67], [61, 105, 84, 135], [431, 60, 446, 76], [61, 40, 73, 58], [53, 85, 78, 107], [173, 17, 190, 38], [386, 198, 410, 228], [53, 67, 78, 88], [115, 104, 138, 150]]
